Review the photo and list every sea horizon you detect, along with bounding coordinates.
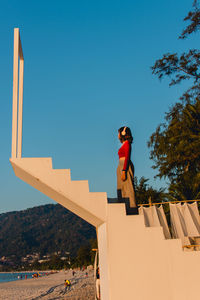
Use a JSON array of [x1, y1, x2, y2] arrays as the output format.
[[0, 272, 45, 284]]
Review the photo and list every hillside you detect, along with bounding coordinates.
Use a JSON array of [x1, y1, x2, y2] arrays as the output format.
[[0, 203, 96, 267]]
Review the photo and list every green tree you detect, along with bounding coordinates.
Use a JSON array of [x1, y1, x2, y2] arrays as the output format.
[[180, 0, 200, 39], [148, 1, 200, 200], [89, 238, 98, 265], [151, 1, 200, 104], [148, 100, 200, 180], [134, 177, 167, 205], [76, 245, 91, 267], [168, 172, 200, 201]]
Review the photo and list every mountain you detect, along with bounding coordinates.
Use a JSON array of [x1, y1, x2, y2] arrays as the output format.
[[0, 203, 96, 266]]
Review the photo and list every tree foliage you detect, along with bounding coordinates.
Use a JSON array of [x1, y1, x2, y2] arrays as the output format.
[[168, 171, 200, 201], [149, 1, 200, 200], [148, 100, 200, 180], [151, 1, 200, 103], [75, 245, 91, 267], [0, 204, 96, 268], [180, 0, 200, 39], [134, 176, 167, 205]]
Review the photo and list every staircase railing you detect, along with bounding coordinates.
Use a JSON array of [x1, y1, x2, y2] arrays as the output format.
[[138, 198, 200, 206], [11, 28, 24, 158]]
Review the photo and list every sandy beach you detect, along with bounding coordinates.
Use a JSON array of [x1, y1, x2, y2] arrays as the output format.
[[0, 269, 95, 300]]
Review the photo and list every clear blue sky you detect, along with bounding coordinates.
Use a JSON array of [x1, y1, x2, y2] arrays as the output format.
[[0, 0, 197, 213]]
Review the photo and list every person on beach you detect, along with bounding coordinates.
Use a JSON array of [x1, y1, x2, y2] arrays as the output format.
[[117, 126, 137, 208], [64, 279, 71, 292], [96, 267, 100, 300]]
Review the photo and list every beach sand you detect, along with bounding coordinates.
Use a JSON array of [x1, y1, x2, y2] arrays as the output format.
[[0, 270, 95, 300]]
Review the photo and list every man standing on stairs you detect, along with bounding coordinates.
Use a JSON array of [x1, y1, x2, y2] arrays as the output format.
[[117, 126, 137, 209]]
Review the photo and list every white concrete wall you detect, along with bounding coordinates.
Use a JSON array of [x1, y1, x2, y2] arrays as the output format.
[[10, 157, 200, 300], [10, 158, 107, 227], [103, 203, 200, 300], [97, 223, 110, 300]]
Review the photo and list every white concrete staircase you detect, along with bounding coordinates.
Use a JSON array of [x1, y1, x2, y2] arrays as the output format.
[[102, 203, 200, 300], [10, 29, 200, 300], [10, 158, 200, 300], [10, 156, 200, 300], [10, 157, 107, 228]]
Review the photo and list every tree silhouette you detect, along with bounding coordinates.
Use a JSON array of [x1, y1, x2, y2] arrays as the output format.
[[148, 1, 200, 200]]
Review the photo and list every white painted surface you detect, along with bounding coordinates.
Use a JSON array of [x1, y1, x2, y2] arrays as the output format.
[[98, 223, 109, 300], [10, 28, 200, 300], [11, 28, 24, 159], [10, 157, 200, 300], [17, 58, 24, 158], [10, 158, 106, 227], [12, 28, 19, 158]]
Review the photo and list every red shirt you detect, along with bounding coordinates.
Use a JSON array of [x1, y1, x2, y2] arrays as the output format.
[[118, 140, 131, 171]]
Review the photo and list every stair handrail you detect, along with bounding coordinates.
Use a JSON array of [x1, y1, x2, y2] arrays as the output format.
[[12, 28, 24, 158], [138, 199, 200, 206]]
